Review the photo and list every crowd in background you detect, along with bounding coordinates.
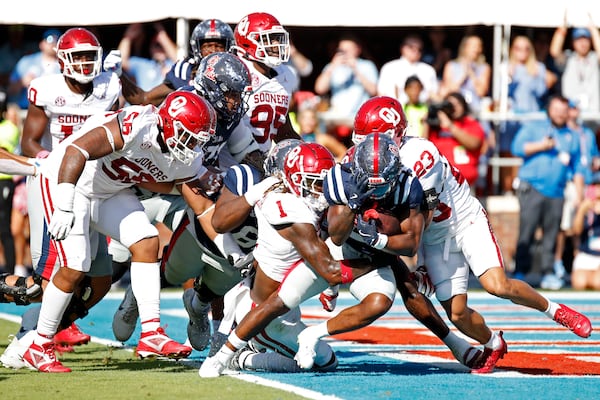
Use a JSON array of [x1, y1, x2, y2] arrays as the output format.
[[1, 15, 600, 292]]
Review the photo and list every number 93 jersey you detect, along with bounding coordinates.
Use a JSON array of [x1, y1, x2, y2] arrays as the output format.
[[398, 136, 483, 245]]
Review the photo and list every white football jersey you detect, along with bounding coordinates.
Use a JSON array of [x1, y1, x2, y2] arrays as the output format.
[[39, 105, 205, 199], [27, 72, 121, 151], [399, 136, 483, 244], [229, 58, 298, 153], [253, 190, 320, 281]]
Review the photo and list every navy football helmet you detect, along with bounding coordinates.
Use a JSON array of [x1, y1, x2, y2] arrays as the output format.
[[264, 138, 302, 177], [353, 132, 401, 200], [193, 52, 252, 127], [189, 19, 235, 62]]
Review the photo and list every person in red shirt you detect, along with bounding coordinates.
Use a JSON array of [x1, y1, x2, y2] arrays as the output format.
[[425, 91, 485, 186]]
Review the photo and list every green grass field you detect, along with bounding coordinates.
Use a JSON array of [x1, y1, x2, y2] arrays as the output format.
[[0, 320, 306, 400]]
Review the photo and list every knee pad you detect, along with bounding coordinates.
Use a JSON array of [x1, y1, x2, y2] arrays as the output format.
[[0, 273, 42, 305]]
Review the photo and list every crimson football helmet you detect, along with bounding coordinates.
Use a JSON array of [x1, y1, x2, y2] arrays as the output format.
[[158, 91, 217, 165], [353, 132, 401, 200], [353, 96, 408, 146], [232, 12, 290, 68], [193, 52, 252, 127], [283, 142, 335, 212], [56, 28, 103, 84], [264, 138, 302, 177], [189, 19, 235, 62]]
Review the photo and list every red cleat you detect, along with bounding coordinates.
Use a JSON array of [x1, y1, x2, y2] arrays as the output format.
[[471, 331, 508, 374], [23, 342, 71, 373], [53, 323, 91, 346], [554, 304, 593, 338], [136, 328, 192, 359]]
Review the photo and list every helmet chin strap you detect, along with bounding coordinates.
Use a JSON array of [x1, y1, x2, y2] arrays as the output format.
[[156, 127, 170, 154]]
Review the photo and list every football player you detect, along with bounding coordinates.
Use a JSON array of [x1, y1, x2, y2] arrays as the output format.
[[1, 28, 122, 368], [199, 142, 387, 377], [19, 91, 218, 372], [225, 12, 301, 165], [356, 95, 593, 374]]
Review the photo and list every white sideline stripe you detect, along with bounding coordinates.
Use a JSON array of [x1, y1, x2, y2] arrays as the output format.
[[375, 351, 596, 378], [232, 373, 344, 400]]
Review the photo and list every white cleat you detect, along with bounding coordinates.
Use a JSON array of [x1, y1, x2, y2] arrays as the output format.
[[295, 328, 320, 370], [0, 335, 27, 369], [198, 355, 227, 378]]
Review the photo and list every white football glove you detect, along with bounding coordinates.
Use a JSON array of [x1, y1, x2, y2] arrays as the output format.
[[319, 285, 339, 312], [411, 266, 435, 298], [244, 176, 280, 206], [47, 183, 76, 241], [103, 50, 122, 77]]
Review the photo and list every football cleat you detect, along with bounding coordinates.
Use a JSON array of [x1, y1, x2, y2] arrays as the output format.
[[0, 335, 27, 369], [182, 288, 211, 351], [198, 354, 227, 378], [112, 285, 139, 342], [471, 331, 508, 374], [23, 341, 71, 373], [136, 328, 192, 359], [53, 323, 90, 346], [553, 304, 593, 338], [294, 327, 320, 370], [457, 346, 484, 369]]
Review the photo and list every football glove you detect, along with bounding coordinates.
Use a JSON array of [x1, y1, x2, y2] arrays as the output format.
[[319, 285, 339, 312], [103, 50, 122, 77], [244, 176, 281, 206], [410, 266, 435, 298], [347, 172, 375, 212], [48, 183, 76, 241], [356, 215, 388, 250]]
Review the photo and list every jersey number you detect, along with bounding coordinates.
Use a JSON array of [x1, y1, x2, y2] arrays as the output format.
[[250, 104, 287, 144]]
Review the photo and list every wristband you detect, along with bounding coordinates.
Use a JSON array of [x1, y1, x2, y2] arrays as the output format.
[[373, 233, 388, 250], [55, 182, 76, 212], [339, 260, 354, 284]]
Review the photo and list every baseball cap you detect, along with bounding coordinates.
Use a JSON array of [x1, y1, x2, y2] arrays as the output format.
[[42, 29, 61, 44], [572, 27, 591, 40]]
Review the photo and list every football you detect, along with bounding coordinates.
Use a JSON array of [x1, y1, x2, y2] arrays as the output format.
[[361, 208, 403, 236]]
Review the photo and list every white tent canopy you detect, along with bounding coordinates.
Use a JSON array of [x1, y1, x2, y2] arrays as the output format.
[[2, 1, 599, 27]]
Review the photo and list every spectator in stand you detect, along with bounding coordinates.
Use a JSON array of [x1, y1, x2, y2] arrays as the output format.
[[422, 26, 453, 81], [550, 12, 600, 118], [7, 29, 61, 109], [0, 25, 38, 88], [314, 34, 378, 145], [378, 34, 439, 105], [402, 75, 428, 138], [534, 31, 561, 104], [498, 35, 556, 193], [118, 23, 178, 91], [0, 91, 19, 275], [511, 95, 585, 290], [425, 91, 485, 187], [571, 173, 600, 290], [296, 107, 347, 161], [554, 99, 600, 286], [440, 34, 491, 117], [288, 42, 313, 92]]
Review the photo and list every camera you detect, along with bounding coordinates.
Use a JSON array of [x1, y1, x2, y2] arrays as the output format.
[[426, 100, 455, 128]]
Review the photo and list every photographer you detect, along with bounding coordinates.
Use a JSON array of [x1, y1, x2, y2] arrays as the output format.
[[425, 92, 485, 186]]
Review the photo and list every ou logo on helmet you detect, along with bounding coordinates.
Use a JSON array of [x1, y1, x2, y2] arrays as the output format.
[[379, 107, 402, 126], [237, 17, 250, 37], [168, 96, 188, 117], [285, 145, 303, 169]]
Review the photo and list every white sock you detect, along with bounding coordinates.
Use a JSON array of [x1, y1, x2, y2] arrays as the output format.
[[36, 280, 73, 340], [484, 331, 503, 350], [244, 351, 301, 372], [304, 321, 329, 339], [544, 299, 560, 319], [130, 261, 161, 332], [443, 330, 474, 363]]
